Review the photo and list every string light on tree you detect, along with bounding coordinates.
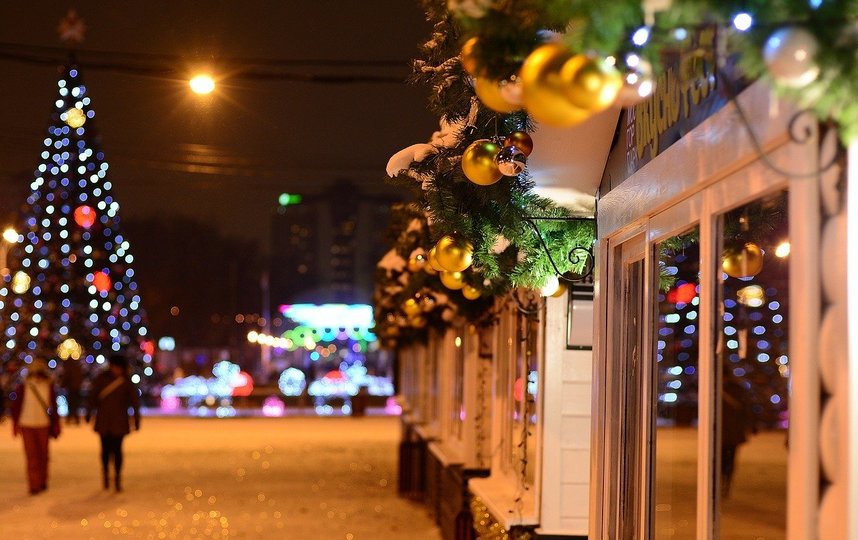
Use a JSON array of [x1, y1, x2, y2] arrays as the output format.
[[57, 338, 83, 360], [74, 205, 96, 228], [11, 271, 31, 294], [2, 228, 18, 244], [63, 107, 86, 128]]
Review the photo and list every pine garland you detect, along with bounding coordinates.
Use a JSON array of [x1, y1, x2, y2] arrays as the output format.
[[451, 0, 858, 142], [387, 0, 595, 302]]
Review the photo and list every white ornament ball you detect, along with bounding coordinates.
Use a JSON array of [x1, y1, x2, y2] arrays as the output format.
[[763, 27, 820, 88], [540, 275, 560, 297]]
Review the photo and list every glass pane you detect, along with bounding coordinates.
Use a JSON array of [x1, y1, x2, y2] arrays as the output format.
[[716, 192, 788, 539], [511, 313, 527, 478], [620, 259, 645, 538], [525, 314, 539, 488], [653, 227, 700, 538]]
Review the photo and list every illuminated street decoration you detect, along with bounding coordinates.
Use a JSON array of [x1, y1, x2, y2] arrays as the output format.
[[160, 360, 253, 415], [248, 304, 378, 352], [278, 367, 306, 396]]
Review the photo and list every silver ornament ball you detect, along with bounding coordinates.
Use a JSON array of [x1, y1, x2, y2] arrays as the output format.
[[763, 27, 820, 88], [495, 145, 527, 176]]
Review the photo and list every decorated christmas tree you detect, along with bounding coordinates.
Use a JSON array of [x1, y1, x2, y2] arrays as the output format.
[[0, 59, 151, 379]]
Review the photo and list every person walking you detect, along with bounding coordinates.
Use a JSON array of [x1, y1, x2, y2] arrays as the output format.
[[86, 354, 140, 492], [10, 359, 61, 495], [721, 373, 754, 497]]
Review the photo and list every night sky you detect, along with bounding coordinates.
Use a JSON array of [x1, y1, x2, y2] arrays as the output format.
[[0, 2, 436, 251]]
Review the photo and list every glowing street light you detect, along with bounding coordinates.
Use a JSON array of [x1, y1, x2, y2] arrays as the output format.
[[189, 74, 216, 95]]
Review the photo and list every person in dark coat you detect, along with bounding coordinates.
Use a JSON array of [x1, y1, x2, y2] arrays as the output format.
[[60, 358, 83, 425], [86, 354, 140, 492], [10, 359, 61, 494], [721, 373, 754, 497]]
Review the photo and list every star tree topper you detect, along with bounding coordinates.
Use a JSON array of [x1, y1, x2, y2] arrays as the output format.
[[57, 9, 87, 47]]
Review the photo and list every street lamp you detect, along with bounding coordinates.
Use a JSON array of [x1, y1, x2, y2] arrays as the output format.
[[189, 74, 216, 95], [1, 226, 18, 275]]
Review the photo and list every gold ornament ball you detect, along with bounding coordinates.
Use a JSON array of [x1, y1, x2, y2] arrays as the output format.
[[408, 253, 427, 273], [64, 107, 86, 128], [462, 285, 481, 300], [440, 271, 466, 290], [403, 298, 422, 317], [722, 242, 764, 279], [474, 77, 522, 113], [520, 44, 591, 127], [460, 37, 482, 76], [504, 131, 534, 156], [428, 247, 446, 272], [435, 235, 474, 272], [462, 139, 503, 186], [551, 282, 568, 298], [561, 55, 622, 112]]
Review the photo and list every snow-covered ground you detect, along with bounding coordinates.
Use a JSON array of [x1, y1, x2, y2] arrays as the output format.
[[0, 416, 441, 540]]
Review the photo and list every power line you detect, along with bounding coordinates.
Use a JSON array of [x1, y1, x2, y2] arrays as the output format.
[[0, 41, 410, 84]]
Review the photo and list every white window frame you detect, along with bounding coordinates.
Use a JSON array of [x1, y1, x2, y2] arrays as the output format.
[[592, 81, 821, 539]]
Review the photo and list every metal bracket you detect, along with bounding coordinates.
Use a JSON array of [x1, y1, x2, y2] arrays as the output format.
[[521, 216, 595, 283]]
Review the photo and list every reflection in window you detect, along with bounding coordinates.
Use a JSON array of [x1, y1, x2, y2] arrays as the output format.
[[653, 227, 700, 539], [507, 308, 539, 488], [717, 191, 788, 539], [450, 333, 465, 439]]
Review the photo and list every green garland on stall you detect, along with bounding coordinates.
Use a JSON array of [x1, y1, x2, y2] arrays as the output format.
[[388, 0, 595, 296], [451, 0, 858, 141], [372, 203, 495, 348]]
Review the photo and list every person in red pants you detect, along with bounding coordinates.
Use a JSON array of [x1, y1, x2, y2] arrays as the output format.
[[10, 359, 61, 495]]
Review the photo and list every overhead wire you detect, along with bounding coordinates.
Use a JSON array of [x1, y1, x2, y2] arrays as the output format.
[[0, 41, 410, 84]]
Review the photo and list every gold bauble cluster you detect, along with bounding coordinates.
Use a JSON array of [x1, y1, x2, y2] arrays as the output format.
[[461, 131, 534, 186], [462, 38, 655, 128], [520, 44, 621, 127]]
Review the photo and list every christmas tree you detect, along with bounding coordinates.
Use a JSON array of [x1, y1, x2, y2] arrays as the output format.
[[0, 60, 151, 380]]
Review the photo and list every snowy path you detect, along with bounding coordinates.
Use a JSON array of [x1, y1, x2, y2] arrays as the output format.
[[0, 417, 441, 540]]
